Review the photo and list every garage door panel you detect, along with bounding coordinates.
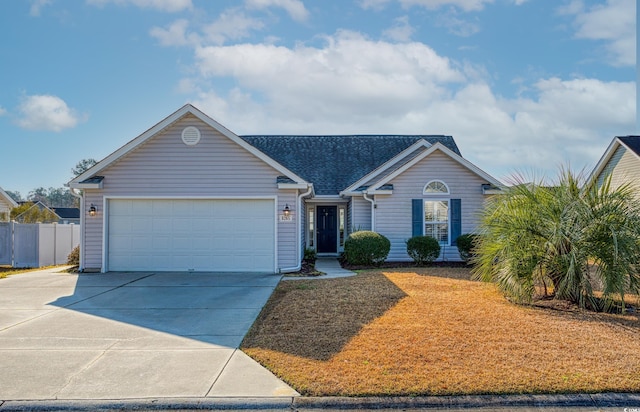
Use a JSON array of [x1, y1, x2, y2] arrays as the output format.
[[108, 199, 275, 272]]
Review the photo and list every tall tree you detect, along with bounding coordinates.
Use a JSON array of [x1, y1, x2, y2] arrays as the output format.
[[473, 169, 640, 312], [27, 187, 77, 208], [72, 158, 97, 177]]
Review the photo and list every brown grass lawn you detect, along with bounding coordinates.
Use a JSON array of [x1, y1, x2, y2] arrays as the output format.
[[241, 268, 640, 396]]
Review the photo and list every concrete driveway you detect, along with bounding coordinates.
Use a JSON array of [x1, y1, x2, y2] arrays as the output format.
[[0, 268, 298, 400]]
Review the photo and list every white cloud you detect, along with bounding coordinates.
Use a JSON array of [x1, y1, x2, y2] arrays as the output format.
[[29, 0, 52, 16], [0, 106, 6, 116], [245, 0, 309, 22], [193, 30, 465, 123], [437, 10, 481, 36], [358, 0, 392, 10], [86, 0, 192, 12], [383, 15, 415, 42], [181, 30, 634, 181], [360, 0, 495, 12], [202, 9, 265, 45], [150, 19, 196, 46], [16, 95, 85, 132], [399, 0, 494, 11], [564, 0, 635, 66]]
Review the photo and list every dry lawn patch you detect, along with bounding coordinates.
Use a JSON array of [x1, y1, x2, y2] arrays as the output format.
[[241, 267, 640, 396]]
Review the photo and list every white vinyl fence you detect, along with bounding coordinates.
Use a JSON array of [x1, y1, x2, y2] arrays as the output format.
[[0, 222, 80, 268]]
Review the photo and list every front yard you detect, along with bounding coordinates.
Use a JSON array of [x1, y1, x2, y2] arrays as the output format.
[[241, 267, 640, 396]]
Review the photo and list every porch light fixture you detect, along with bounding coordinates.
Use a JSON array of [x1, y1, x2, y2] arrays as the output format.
[[283, 204, 290, 216], [88, 204, 97, 217]]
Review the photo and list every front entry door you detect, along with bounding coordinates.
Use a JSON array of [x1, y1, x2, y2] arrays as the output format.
[[317, 206, 337, 253]]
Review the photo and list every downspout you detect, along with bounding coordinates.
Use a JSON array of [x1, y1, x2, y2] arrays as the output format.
[[280, 184, 313, 273], [363, 192, 375, 231], [69, 187, 84, 272]]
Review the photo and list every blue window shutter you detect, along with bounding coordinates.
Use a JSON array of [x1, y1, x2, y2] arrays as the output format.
[[412, 199, 423, 237], [450, 198, 461, 245]]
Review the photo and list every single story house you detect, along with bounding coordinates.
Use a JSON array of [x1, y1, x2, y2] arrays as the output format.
[[51, 207, 81, 225], [68, 104, 502, 273], [590, 136, 640, 195], [0, 187, 18, 222]]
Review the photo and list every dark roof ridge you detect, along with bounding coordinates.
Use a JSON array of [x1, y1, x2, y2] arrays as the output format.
[[240, 134, 452, 138]]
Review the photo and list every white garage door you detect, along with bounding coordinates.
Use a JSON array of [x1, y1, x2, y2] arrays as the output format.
[[107, 199, 275, 272]]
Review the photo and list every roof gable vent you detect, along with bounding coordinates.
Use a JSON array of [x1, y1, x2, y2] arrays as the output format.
[[181, 126, 201, 146]]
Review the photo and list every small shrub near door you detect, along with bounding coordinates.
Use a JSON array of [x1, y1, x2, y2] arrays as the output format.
[[303, 247, 317, 265], [456, 233, 478, 263], [343, 231, 390, 266], [406, 236, 441, 265]]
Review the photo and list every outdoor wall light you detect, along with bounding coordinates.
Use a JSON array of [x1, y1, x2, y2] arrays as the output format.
[[283, 204, 290, 216], [88, 204, 97, 217]]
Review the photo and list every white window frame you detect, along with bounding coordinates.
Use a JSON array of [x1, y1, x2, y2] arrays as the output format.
[[424, 199, 450, 245], [423, 180, 450, 195], [306, 206, 315, 249]]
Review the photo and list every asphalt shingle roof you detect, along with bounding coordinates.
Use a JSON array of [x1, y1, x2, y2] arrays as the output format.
[[240, 135, 460, 195], [618, 136, 640, 156]]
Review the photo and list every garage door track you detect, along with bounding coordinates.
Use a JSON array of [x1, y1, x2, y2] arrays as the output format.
[[0, 268, 298, 400]]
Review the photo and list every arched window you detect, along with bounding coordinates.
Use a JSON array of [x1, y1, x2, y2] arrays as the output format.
[[423, 180, 449, 195]]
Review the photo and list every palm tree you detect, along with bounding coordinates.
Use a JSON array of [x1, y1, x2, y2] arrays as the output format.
[[472, 169, 640, 312]]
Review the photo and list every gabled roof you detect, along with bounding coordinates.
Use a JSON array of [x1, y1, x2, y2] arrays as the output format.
[[240, 135, 460, 195], [68, 104, 308, 189], [588, 135, 640, 183], [0, 186, 18, 208], [368, 142, 503, 192], [51, 207, 80, 219]]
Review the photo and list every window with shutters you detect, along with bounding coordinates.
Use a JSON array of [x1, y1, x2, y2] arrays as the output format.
[[424, 200, 449, 244]]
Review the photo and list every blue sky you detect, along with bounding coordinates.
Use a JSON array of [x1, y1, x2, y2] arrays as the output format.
[[0, 0, 636, 197]]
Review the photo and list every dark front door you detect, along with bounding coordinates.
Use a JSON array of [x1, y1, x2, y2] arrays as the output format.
[[317, 206, 337, 253]]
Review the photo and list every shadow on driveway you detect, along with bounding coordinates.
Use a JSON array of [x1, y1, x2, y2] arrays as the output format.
[[48, 271, 282, 348]]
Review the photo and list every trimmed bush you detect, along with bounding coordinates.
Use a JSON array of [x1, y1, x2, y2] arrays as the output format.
[[304, 247, 317, 264], [67, 245, 79, 266], [343, 231, 390, 266], [406, 236, 441, 265], [456, 233, 478, 262]]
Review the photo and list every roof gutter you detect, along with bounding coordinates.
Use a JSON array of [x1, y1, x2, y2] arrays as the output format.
[[280, 184, 313, 273], [363, 192, 375, 231], [68, 186, 85, 272]]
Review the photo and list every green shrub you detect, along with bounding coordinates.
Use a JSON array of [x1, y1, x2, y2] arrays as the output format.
[[343, 231, 390, 266], [406, 236, 441, 265], [67, 245, 79, 266], [303, 247, 317, 263], [456, 233, 478, 262]]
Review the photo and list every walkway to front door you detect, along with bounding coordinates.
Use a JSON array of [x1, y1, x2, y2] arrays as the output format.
[[316, 205, 337, 253]]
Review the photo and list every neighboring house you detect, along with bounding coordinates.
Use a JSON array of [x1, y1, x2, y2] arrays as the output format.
[[51, 208, 80, 225], [0, 187, 18, 222], [590, 136, 640, 195], [68, 104, 503, 273], [14, 201, 58, 223], [13, 202, 80, 224]]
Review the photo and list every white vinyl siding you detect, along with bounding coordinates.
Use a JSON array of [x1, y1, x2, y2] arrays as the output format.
[[82, 115, 295, 271], [350, 196, 371, 232], [597, 145, 640, 198], [375, 150, 489, 262]]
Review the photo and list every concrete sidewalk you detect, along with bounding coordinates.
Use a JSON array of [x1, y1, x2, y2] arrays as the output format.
[[284, 258, 355, 280], [0, 267, 298, 401]]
